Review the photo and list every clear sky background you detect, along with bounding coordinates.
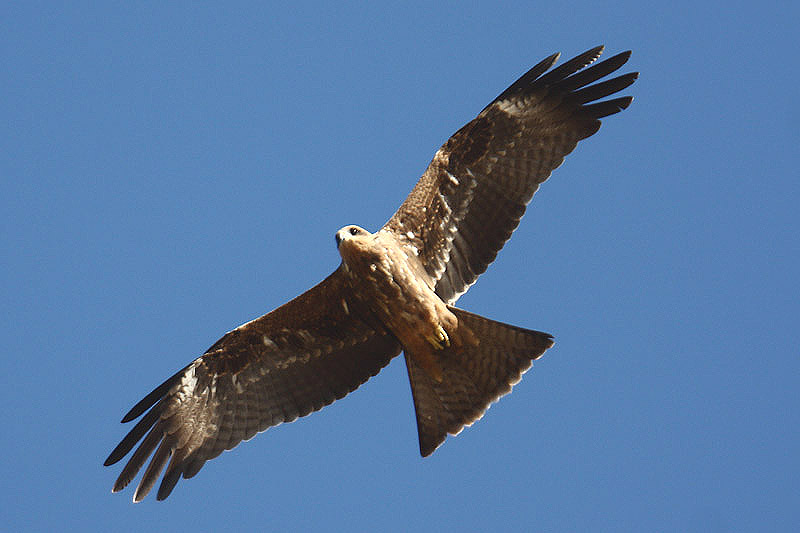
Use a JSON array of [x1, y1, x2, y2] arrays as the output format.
[[2, 2, 797, 531]]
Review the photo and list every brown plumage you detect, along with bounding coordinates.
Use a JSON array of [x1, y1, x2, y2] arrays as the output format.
[[105, 46, 637, 501]]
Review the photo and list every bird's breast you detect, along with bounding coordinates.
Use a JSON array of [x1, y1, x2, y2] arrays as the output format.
[[341, 233, 441, 340]]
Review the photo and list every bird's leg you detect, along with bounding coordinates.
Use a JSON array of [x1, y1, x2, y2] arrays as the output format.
[[425, 324, 450, 350]]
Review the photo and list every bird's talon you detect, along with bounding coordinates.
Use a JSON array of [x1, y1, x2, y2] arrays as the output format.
[[426, 325, 450, 350]]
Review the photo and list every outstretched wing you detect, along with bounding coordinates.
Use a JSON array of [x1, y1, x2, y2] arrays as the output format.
[[105, 268, 401, 501], [383, 46, 637, 304]]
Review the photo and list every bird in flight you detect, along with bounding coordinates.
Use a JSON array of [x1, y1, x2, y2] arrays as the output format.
[[106, 45, 637, 501]]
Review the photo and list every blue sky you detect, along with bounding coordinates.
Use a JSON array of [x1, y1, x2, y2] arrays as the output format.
[[2, 2, 797, 531]]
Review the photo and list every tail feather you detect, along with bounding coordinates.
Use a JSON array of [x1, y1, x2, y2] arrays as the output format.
[[404, 307, 554, 456]]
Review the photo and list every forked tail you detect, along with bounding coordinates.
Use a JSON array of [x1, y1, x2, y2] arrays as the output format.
[[404, 307, 554, 456]]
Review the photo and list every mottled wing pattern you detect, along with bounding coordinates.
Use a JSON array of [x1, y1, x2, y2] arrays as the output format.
[[384, 46, 637, 304], [105, 268, 401, 501]]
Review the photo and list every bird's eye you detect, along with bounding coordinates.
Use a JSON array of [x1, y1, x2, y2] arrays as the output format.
[[349, 227, 360, 235]]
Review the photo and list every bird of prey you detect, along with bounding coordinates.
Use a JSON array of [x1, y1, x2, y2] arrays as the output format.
[[105, 45, 637, 502]]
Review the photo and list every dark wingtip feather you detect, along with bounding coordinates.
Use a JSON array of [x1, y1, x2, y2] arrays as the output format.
[[486, 46, 637, 117], [182, 457, 206, 479], [110, 415, 165, 494], [105, 407, 161, 465], [530, 51, 562, 78], [121, 368, 184, 423], [570, 71, 639, 105], [584, 95, 635, 118], [534, 45, 604, 87], [483, 51, 561, 110], [617, 50, 633, 66], [112, 478, 127, 493], [614, 50, 631, 63], [557, 50, 633, 92], [157, 468, 183, 501], [134, 441, 172, 502]]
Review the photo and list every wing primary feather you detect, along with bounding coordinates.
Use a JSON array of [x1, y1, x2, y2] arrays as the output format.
[[533, 45, 604, 87], [483, 52, 561, 111], [569, 72, 639, 105], [105, 405, 161, 466], [134, 439, 173, 502], [557, 50, 633, 92], [156, 446, 193, 500], [582, 96, 635, 118], [182, 456, 206, 479], [157, 466, 183, 501], [120, 367, 186, 423], [112, 422, 164, 492]]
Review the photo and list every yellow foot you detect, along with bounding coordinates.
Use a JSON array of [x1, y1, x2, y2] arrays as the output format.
[[425, 325, 450, 350]]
